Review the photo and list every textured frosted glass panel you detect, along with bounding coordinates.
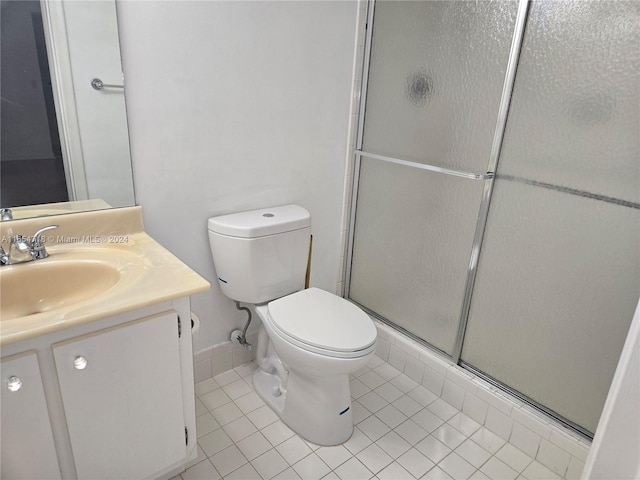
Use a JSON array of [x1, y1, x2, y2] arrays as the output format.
[[349, 158, 484, 355], [499, 1, 640, 203], [462, 181, 640, 433], [362, 1, 517, 173]]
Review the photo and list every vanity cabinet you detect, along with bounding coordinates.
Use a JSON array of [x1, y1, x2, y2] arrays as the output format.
[[1, 301, 199, 480], [53, 311, 185, 480], [1, 351, 61, 480]]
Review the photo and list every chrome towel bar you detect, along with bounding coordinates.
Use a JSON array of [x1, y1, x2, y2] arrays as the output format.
[[91, 78, 124, 91]]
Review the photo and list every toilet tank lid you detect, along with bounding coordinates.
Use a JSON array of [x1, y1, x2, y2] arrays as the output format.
[[208, 204, 311, 238]]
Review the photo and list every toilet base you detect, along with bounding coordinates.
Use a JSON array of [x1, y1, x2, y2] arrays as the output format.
[[253, 368, 354, 446]]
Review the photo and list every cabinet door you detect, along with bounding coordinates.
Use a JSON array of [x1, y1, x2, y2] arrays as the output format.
[[1, 351, 61, 480], [53, 311, 185, 479]]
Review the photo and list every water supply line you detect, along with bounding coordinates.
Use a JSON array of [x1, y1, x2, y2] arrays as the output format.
[[233, 301, 252, 350]]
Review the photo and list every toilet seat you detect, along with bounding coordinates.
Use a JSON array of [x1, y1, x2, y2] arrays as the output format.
[[266, 287, 377, 359]]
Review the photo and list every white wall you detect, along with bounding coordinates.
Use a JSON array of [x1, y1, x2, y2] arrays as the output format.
[[583, 299, 640, 480], [116, 0, 359, 351]]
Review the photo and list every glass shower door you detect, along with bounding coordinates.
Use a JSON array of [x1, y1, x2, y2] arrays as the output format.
[[460, 0, 640, 435], [349, 0, 519, 355]]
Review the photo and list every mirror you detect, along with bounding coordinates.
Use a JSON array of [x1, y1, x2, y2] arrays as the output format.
[[0, 0, 135, 220]]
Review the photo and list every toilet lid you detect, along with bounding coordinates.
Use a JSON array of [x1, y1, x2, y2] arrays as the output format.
[[267, 287, 377, 353]]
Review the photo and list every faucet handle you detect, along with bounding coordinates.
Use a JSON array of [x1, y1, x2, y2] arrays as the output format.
[[31, 225, 59, 259]]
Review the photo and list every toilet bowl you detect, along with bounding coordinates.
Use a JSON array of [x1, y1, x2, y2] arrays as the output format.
[[208, 205, 377, 445], [252, 288, 376, 445]]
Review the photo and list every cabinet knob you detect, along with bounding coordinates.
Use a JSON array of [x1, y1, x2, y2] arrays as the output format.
[[6, 375, 23, 392], [74, 356, 88, 370]]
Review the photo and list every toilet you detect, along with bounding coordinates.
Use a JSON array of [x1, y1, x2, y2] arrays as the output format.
[[208, 205, 377, 445]]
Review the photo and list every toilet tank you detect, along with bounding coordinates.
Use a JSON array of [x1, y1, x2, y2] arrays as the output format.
[[208, 205, 311, 304]]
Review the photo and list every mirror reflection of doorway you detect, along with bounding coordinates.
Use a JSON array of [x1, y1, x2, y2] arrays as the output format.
[[1, 0, 69, 207]]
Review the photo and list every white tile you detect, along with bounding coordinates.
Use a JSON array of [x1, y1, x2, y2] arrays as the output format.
[[195, 378, 220, 396], [292, 453, 330, 480], [247, 405, 279, 429], [421, 465, 453, 479], [276, 435, 313, 465], [334, 457, 373, 480], [470, 427, 506, 454], [214, 369, 241, 386], [565, 456, 585, 480], [439, 452, 476, 480], [181, 458, 221, 480], [374, 383, 404, 403], [390, 374, 419, 393], [403, 356, 425, 384], [375, 431, 411, 459], [431, 423, 466, 450], [236, 431, 272, 461], [536, 438, 571, 477], [396, 447, 435, 478], [454, 439, 492, 468], [447, 412, 481, 437], [234, 361, 258, 378], [445, 369, 478, 394], [462, 393, 489, 425], [387, 345, 407, 372], [273, 467, 302, 480], [356, 443, 393, 474], [194, 348, 214, 364], [427, 399, 458, 421], [359, 414, 391, 441], [212, 401, 244, 426], [476, 386, 514, 416], [358, 391, 388, 413], [520, 460, 561, 480], [375, 404, 407, 428], [395, 336, 423, 359], [548, 430, 590, 462], [353, 366, 371, 378], [210, 445, 248, 477], [223, 416, 258, 442], [223, 378, 253, 399], [495, 444, 532, 473], [211, 351, 233, 377], [418, 351, 451, 377], [315, 444, 352, 469], [350, 378, 370, 399], [479, 457, 519, 480], [251, 449, 289, 480], [468, 471, 491, 480], [510, 407, 551, 440], [199, 428, 233, 457], [344, 427, 373, 455], [411, 408, 444, 433], [442, 380, 465, 410], [200, 388, 232, 411], [407, 385, 438, 407], [376, 338, 391, 361], [415, 435, 451, 464], [261, 420, 296, 447], [374, 363, 402, 381], [352, 401, 373, 424], [226, 462, 262, 479], [196, 412, 220, 438], [393, 395, 423, 417], [194, 361, 213, 385], [376, 461, 414, 480], [367, 353, 385, 368], [212, 342, 232, 356], [394, 419, 429, 445], [232, 346, 253, 367], [485, 406, 514, 441], [359, 370, 387, 390], [236, 391, 266, 414], [509, 423, 541, 458], [421, 367, 445, 396]]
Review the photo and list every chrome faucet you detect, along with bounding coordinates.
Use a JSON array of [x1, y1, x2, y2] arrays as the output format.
[[1, 208, 13, 221], [0, 225, 59, 266]]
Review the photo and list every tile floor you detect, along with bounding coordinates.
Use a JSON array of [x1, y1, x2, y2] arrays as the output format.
[[177, 356, 569, 480]]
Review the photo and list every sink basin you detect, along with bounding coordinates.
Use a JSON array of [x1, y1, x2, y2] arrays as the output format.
[[1, 259, 121, 320]]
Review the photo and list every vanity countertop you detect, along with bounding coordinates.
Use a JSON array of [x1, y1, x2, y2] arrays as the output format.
[[0, 206, 210, 346]]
